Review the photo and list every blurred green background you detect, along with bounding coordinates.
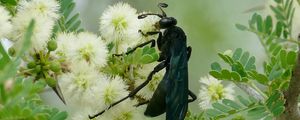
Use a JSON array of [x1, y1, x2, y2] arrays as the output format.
[[43, 0, 269, 114]]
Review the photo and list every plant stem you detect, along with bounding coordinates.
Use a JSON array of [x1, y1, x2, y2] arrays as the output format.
[[249, 82, 267, 99], [234, 82, 264, 101]]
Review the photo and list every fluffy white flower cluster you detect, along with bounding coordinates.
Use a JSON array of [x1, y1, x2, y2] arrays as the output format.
[[198, 75, 234, 110], [56, 31, 142, 119], [99, 2, 160, 54], [55, 32, 108, 68], [1, 0, 164, 119], [0, 6, 12, 39], [56, 2, 163, 120], [9, 0, 60, 51]]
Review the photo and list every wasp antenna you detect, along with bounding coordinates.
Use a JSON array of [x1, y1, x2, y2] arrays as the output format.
[[138, 14, 147, 19], [158, 3, 168, 17], [158, 3, 168, 8], [138, 13, 163, 19]]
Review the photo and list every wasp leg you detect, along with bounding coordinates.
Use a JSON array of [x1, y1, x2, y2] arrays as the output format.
[[128, 60, 166, 97], [135, 100, 150, 107], [113, 39, 156, 56], [187, 46, 196, 103], [188, 90, 197, 102], [89, 61, 167, 119], [187, 46, 192, 60], [139, 30, 161, 36]]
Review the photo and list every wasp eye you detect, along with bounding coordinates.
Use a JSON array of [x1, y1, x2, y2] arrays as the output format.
[[159, 3, 168, 8], [138, 15, 147, 19]]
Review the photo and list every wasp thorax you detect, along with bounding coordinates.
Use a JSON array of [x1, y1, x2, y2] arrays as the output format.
[[159, 17, 177, 29]]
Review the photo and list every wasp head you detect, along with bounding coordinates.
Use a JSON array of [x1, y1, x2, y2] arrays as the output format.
[[138, 3, 177, 29]]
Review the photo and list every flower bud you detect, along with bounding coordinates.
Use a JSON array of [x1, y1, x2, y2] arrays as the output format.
[[35, 65, 42, 73], [47, 40, 57, 51], [27, 61, 36, 69], [50, 61, 61, 73], [8, 47, 16, 57], [46, 77, 57, 87]]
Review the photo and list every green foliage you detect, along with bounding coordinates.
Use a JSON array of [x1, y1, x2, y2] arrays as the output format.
[[209, 48, 269, 84], [0, 78, 67, 120], [204, 0, 299, 119], [236, 0, 296, 56], [102, 45, 159, 76], [0, 20, 34, 83], [125, 46, 159, 64], [54, 0, 83, 33], [203, 91, 284, 120], [0, 20, 67, 119], [0, 0, 18, 15]]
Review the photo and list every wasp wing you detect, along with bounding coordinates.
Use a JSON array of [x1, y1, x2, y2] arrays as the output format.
[[165, 28, 189, 120], [166, 50, 189, 120], [144, 74, 167, 117]]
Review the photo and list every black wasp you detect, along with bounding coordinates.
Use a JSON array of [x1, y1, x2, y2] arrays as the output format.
[[89, 3, 197, 120]]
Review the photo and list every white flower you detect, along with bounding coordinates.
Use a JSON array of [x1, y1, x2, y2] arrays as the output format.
[[98, 75, 128, 106], [18, 0, 60, 20], [55, 32, 77, 57], [0, 6, 12, 39], [198, 75, 234, 110], [99, 2, 140, 53], [96, 99, 144, 120], [135, 63, 165, 100], [69, 32, 108, 67], [10, 0, 60, 51], [55, 32, 108, 67], [59, 62, 102, 108]]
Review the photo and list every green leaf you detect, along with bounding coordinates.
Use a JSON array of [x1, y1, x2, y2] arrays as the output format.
[[231, 71, 241, 81], [140, 54, 154, 64], [245, 56, 256, 70], [256, 73, 268, 84], [287, 51, 297, 65], [209, 71, 223, 79], [280, 50, 288, 68], [212, 103, 232, 113], [49, 111, 68, 120], [237, 96, 251, 106], [248, 106, 266, 117], [232, 63, 247, 77], [270, 6, 285, 20], [271, 106, 284, 116], [218, 53, 233, 65], [69, 21, 81, 32], [240, 51, 250, 66], [268, 69, 283, 81], [206, 109, 223, 117], [0, 42, 10, 69], [222, 99, 242, 109], [256, 15, 264, 32], [0, 20, 34, 83], [235, 24, 248, 31], [265, 15, 273, 34], [232, 48, 243, 61], [274, 0, 282, 3], [63, 2, 75, 19], [55, 0, 83, 33], [65, 13, 79, 27], [211, 62, 222, 72], [221, 69, 231, 80], [272, 45, 282, 56]]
